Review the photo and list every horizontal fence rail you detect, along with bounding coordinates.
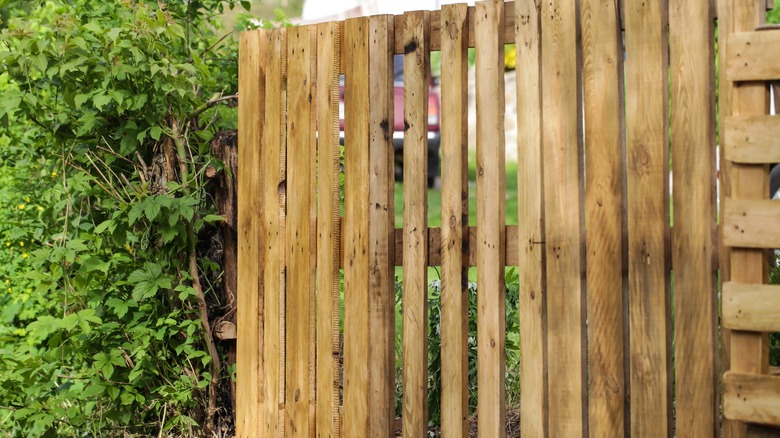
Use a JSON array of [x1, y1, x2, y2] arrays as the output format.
[[235, 0, 778, 436]]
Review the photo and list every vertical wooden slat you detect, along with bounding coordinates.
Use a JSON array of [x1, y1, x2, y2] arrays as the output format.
[[516, 0, 547, 436], [262, 28, 287, 438], [669, 0, 718, 435], [440, 4, 469, 437], [439, 3, 469, 437], [343, 16, 371, 438], [285, 25, 314, 438], [316, 21, 341, 438], [367, 14, 396, 438], [581, 0, 625, 435], [541, 0, 584, 435], [237, 29, 265, 438], [725, 0, 771, 437], [475, 2, 506, 437], [402, 10, 430, 438], [624, 0, 671, 435]]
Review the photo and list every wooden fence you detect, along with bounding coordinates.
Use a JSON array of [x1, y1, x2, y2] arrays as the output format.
[[235, 0, 778, 436]]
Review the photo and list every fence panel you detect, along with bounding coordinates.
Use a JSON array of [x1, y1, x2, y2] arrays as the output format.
[[439, 4, 470, 438]]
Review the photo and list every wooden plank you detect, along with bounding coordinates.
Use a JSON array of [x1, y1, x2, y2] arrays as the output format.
[[367, 14, 395, 438], [726, 1, 772, 437], [723, 282, 780, 332], [723, 198, 780, 249], [284, 25, 314, 438], [515, 0, 546, 435], [475, 2, 506, 437], [315, 21, 341, 438], [261, 28, 286, 438], [439, 4, 469, 438], [624, 0, 671, 435], [724, 115, 780, 164], [237, 29, 265, 438], [727, 30, 780, 82], [724, 372, 780, 427], [541, 0, 584, 435], [581, 0, 625, 435], [342, 16, 371, 438], [401, 10, 430, 438], [669, 0, 719, 435]]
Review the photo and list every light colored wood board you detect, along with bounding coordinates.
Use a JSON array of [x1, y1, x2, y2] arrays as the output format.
[[475, 2, 506, 437], [724, 116, 780, 164], [308, 29, 318, 437], [669, 0, 719, 435], [367, 15, 395, 438], [237, 29, 265, 438], [727, 30, 780, 81], [343, 16, 371, 438], [581, 0, 625, 435], [723, 198, 780, 249], [439, 4, 469, 438], [724, 372, 780, 427], [515, 0, 546, 435], [315, 21, 341, 438], [261, 28, 286, 438], [723, 282, 780, 331], [285, 26, 314, 438], [401, 10, 430, 438], [540, 0, 583, 435], [624, 0, 671, 435]]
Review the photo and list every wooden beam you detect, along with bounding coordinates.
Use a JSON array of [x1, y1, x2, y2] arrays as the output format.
[[723, 198, 780, 249], [724, 115, 780, 164], [724, 372, 780, 428], [723, 282, 780, 332], [727, 30, 780, 82]]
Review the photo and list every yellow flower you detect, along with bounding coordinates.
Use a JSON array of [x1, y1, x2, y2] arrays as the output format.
[[19, 242, 23, 247], [5, 242, 9, 247], [4, 280, 8, 285], [51, 171, 58, 177], [6, 288, 10, 293], [37, 206, 43, 211], [33, 165, 38, 169], [25, 197, 30, 203], [17, 204, 25, 210], [22, 253, 28, 259]]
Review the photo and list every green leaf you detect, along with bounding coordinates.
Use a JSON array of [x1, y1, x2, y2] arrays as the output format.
[[241, 0, 251, 11], [149, 125, 163, 141], [82, 383, 105, 398], [106, 298, 130, 318], [94, 219, 113, 234], [202, 214, 224, 224], [92, 93, 112, 110], [142, 196, 162, 221]]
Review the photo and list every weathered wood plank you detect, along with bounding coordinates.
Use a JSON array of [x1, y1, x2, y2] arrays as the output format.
[[475, 2, 506, 436], [237, 29, 265, 438], [402, 10, 430, 438], [723, 282, 780, 332], [727, 30, 780, 82], [342, 16, 371, 438], [723, 115, 780, 164], [261, 28, 286, 438], [723, 198, 780, 249], [439, 4, 469, 438], [541, 0, 584, 435], [725, 1, 773, 437], [624, 0, 672, 435], [669, 0, 719, 435], [581, 0, 625, 435], [724, 372, 780, 427], [367, 14, 396, 438], [515, 0, 546, 435], [285, 25, 314, 438], [315, 21, 341, 438]]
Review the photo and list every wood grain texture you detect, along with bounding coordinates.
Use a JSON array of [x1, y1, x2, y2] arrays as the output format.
[[342, 16, 370, 438], [727, 30, 780, 81], [669, 0, 718, 435], [723, 198, 780, 249], [515, 0, 547, 435], [285, 26, 314, 438], [624, 0, 671, 435], [581, 0, 625, 435], [237, 29, 265, 438], [475, 2, 506, 437], [723, 115, 780, 164], [724, 372, 780, 427], [540, 0, 584, 435], [401, 10, 430, 438], [261, 28, 286, 438], [315, 21, 341, 438], [723, 282, 780, 332], [367, 15, 395, 438], [439, 4, 469, 438]]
